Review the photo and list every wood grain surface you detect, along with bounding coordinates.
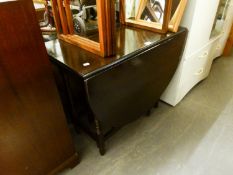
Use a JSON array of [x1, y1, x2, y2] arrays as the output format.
[[0, 0, 78, 174]]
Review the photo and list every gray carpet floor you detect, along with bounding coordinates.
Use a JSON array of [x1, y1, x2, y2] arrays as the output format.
[[61, 51, 233, 175]]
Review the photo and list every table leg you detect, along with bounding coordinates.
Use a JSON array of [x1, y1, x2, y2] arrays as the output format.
[[95, 119, 106, 155], [154, 101, 159, 108]]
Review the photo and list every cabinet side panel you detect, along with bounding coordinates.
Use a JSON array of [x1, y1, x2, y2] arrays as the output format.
[[0, 1, 77, 174]]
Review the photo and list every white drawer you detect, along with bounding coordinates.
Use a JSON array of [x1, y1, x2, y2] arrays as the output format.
[[178, 44, 213, 99], [210, 38, 222, 60]]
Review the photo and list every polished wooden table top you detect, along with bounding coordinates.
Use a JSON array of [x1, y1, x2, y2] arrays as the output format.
[[45, 25, 185, 78]]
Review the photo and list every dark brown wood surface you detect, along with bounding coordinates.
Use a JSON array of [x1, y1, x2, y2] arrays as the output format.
[[47, 26, 187, 155], [86, 29, 187, 127], [0, 0, 78, 174], [46, 25, 168, 78]]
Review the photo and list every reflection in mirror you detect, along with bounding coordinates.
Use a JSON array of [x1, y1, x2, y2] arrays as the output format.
[[139, 0, 165, 23], [210, 0, 230, 38], [70, 0, 99, 41], [33, 0, 57, 41], [34, 0, 56, 32], [52, 0, 115, 57], [125, 0, 137, 19], [115, 0, 120, 23], [125, 0, 165, 24]]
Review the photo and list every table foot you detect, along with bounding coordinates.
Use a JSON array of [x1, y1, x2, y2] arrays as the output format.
[[154, 101, 159, 108], [95, 119, 106, 156]]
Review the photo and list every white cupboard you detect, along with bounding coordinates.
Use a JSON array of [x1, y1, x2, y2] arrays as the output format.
[[161, 0, 233, 106]]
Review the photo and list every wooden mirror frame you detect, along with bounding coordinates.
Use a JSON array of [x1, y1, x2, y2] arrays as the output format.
[[169, 0, 187, 32], [51, 0, 115, 57], [120, 0, 173, 34], [51, 0, 186, 57], [120, 0, 187, 33]]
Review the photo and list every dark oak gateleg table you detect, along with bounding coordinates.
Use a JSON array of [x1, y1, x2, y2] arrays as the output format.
[[46, 26, 188, 155]]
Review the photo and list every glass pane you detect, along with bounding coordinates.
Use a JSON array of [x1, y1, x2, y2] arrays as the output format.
[[34, 1, 57, 40], [70, 0, 99, 42], [125, 0, 165, 24], [210, 0, 230, 38], [125, 0, 138, 19], [115, 0, 120, 23]]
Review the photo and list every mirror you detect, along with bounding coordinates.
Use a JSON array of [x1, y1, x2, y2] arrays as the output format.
[[124, 0, 169, 32], [50, 0, 187, 57], [210, 0, 230, 38], [51, 0, 115, 57], [138, 0, 165, 23], [70, 0, 99, 42], [121, 0, 187, 33], [33, 0, 57, 41]]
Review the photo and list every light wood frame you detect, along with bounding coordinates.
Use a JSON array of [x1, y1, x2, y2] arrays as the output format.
[[51, 0, 115, 57], [120, 0, 173, 34], [169, 0, 187, 32], [120, 0, 187, 33], [51, 0, 186, 57]]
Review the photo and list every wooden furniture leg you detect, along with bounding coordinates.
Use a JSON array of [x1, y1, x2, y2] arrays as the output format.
[[146, 109, 152, 116], [154, 101, 159, 108], [95, 119, 106, 155]]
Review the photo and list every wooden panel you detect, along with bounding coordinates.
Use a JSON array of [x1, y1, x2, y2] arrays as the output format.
[[223, 23, 233, 56], [51, 0, 62, 33], [56, 0, 69, 34], [59, 34, 101, 56], [86, 29, 187, 127], [64, 0, 74, 34], [0, 0, 78, 174], [97, 0, 116, 56], [162, 0, 173, 32], [119, 0, 126, 24]]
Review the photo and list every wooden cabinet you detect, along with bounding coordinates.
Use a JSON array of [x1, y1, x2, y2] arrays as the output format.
[[0, 0, 78, 174]]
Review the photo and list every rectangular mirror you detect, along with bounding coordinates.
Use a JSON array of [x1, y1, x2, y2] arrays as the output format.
[[70, 0, 99, 42], [121, 0, 172, 33], [120, 0, 187, 33], [50, 0, 187, 57], [210, 0, 230, 38], [136, 0, 166, 23], [52, 0, 115, 57]]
